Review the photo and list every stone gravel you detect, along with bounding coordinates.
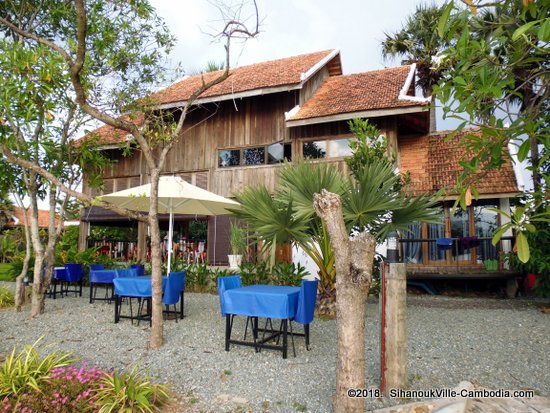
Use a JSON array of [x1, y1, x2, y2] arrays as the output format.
[[0, 284, 549, 412]]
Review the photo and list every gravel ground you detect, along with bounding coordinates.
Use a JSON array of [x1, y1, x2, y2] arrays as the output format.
[[0, 283, 549, 412]]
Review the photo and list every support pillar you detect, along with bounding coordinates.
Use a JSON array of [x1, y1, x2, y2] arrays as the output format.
[[380, 262, 407, 394]]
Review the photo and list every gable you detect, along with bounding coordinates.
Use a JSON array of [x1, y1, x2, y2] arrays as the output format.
[[400, 130, 519, 197]]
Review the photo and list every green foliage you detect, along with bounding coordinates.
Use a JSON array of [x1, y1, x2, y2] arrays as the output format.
[[238, 261, 270, 286], [506, 223, 550, 297], [0, 286, 15, 308], [0, 338, 75, 398], [7, 364, 105, 413], [346, 119, 389, 177], [94, 366, 170, 413], [271, 262, 309, 286], [229, 222, 247, 256], [0, 229, 25, 264], [188, 220, 208, 241]]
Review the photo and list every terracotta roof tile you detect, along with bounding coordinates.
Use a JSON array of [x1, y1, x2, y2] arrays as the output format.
[[150, 50, 340, 105], [287, 66, 427, 122], [400, 130, 519, 196], [7, 207, 59, 229], [75, 113, 144, 147]]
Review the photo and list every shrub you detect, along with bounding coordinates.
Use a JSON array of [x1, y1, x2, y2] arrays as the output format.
[[0, 339, 75, 398], [0, 341, 171, 413], [271, 262, 309, 286], [0, 286, 15, 308], [94, 367, 170, 413], [7, 364, 106, 413]]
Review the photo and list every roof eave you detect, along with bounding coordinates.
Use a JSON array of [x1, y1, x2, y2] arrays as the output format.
[[286, 105, 428, 127], [156, 83, 303, 110], [299, 49, 340, 82]]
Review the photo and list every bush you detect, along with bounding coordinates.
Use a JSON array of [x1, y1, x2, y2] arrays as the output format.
[[0, 286, 15, 308], [0, 339, 75, 398], [0, 342, 171, 413], [94, 367, 170, 413]]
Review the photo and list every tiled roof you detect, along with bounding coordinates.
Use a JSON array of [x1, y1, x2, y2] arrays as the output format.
[[286, 66, 428, 123], [75, 113, 144, 147], [7, 207, 59, 229], [150, 50, 340, 106], [400, 130, 519, 196], [78, 50, 340, 146]]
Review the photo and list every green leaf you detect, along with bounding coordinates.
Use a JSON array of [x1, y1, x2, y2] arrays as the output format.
[[438, 2, 454, 38], [516, 232, 530, 263], [538, 18, 550, 41], [517, 139, 531, 162], [512, 20, 540, 41], [491, 224, 510, 246]]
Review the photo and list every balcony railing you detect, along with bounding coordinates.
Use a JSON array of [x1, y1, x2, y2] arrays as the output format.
[[400, 236, 515, 270]]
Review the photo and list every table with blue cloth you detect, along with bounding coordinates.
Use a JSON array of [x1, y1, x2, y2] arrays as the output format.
[[89, 270, 117, 304], [113, 276, 183, 323], [222, 285, 300, 359]]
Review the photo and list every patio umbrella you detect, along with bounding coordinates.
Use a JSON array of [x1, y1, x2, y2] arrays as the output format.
[[101, 176, 239, 275]]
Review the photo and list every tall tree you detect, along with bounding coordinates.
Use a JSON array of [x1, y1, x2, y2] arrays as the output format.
[[435, 0, 550, 261], [381, 3, 455, 132], [0, 0, 259, 348]]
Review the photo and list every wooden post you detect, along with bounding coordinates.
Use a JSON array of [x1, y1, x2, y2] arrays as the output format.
[[380, 262, 407, 394]]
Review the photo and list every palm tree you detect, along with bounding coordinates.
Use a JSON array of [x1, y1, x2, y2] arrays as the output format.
[[233, 157, 439, 303], [381, 3, 454, 132]]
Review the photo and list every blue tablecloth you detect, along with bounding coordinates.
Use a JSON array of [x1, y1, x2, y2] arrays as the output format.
[[223, 285, 300, 319], [90, 270, 117, 284], [113, 276, 167, 297]]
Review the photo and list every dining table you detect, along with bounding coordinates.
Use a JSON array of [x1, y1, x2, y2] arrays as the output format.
[[113, 276, 167, 324], [222, 284, 300, 359]]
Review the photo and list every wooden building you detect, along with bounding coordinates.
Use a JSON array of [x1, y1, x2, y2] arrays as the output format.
[[79, 49, 519, 273]]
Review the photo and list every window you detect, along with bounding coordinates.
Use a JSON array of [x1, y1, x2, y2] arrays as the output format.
[[218, 149, 240, 167], [302, 138, 352, 159], [218, 143, 291, 168], [303, 141, 327, 159], [243, 147, 265, 165], [267, 142, 292, 164]]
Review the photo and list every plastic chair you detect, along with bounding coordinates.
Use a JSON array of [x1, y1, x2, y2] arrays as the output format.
[[89, 264, 105, 271], [89, 269, 116, 304], [287, 279, 318, 356], [217, 275, 242, 316], [130, 264, 145, 276], [63, 263, 84, 297], [162, 271, 186, 322]]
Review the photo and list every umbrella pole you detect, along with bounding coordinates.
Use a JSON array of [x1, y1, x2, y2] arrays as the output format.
[[167, 209, 174, 277]]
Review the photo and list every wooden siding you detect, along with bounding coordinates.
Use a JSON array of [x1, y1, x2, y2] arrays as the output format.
[[299, 67, 329, 106]]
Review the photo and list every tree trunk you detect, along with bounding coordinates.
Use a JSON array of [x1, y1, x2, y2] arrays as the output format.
[[27, 174, 48, 318], [313, 189, 376, 413], [148, 170, 164, 349], [429, 102, 437, 133], [14, 201, 32, 311]]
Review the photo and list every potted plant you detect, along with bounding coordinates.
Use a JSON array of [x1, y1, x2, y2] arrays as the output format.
[[228, 222, 246, 269]]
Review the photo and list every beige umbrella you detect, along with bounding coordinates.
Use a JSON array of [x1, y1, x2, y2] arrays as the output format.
[[101, 176, 239, 274]]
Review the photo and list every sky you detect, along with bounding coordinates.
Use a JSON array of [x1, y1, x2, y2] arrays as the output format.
[[151, 0, 437, 76]]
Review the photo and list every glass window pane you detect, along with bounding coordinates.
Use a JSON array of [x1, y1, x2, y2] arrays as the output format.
[[218, 149, 240, 167], [328, 138, 352, 158], [243, 147, 265, 165], [267, 143, 292, 164], [474, 202, 499, 261], [303, 141, 326, 159]]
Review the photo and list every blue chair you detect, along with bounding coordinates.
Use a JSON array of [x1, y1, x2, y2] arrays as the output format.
[[130, 264, 145, 276], [115, 268, 138, 278], [286, 279, 318, 356], [62, 263, 84, 297], [89, 269, 116, 304], [217, 275, 242, 316], [89, 264, 105, 271], [163, 271, 186, 322]]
